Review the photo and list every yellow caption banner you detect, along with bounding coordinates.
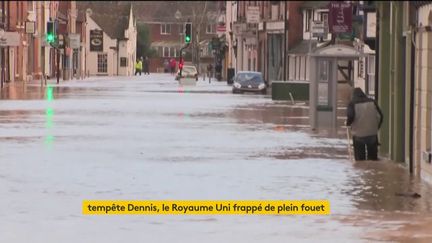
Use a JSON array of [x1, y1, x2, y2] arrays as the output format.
[[82, 200, 330, 215]]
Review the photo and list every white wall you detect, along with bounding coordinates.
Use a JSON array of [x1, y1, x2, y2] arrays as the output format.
[[302, 9, 331, 41], [418, 4, 432, 26], [85, 15, 117, 76]]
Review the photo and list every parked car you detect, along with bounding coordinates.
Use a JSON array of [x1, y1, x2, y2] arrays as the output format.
[[175, 65, 198, 81], [232, 71, 267, 94]]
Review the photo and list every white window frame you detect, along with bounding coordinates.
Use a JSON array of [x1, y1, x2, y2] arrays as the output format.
[[179, 24, 184, 35], [305, 10, 312, 32], [163, 47, 170, 57], [161, 23, 171, 35], [206, 24, 215, 34], [97, 53, 108, 73]]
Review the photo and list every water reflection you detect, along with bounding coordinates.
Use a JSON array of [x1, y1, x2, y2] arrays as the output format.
[[349, 160, 432, 213], [45, 85, 55, 147], [229, 100, 432, 216]]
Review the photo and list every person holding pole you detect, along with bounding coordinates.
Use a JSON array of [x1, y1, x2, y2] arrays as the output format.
[[346, 88, 383, 161]]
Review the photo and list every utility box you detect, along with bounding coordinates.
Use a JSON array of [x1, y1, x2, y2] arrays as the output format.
[[272, 81, 309, 101]]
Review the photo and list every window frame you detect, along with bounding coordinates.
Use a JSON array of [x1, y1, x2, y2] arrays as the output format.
[[97, 53, 108, 73], [160, 23, 171, 35]]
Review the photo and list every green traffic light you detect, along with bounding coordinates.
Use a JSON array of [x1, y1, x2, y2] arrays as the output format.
[[185, 36, 191, 43], [47, 33, 55, 43]]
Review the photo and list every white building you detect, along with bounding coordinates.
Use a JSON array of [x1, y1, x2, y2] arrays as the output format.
[[82, 3, 137, 76]]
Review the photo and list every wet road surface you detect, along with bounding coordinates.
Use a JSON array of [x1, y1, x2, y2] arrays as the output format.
[[1, 74, 432, 242]]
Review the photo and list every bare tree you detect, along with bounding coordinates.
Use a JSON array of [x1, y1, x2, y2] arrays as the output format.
[[190, 1, 208, 67]]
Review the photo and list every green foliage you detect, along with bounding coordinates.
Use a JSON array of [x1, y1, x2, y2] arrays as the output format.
[[137, 23, 158, 58]]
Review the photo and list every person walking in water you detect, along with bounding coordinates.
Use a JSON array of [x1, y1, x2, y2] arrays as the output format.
[[346, 88, 383, 161]]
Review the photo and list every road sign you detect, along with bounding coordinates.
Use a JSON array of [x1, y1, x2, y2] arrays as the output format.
[[246, 6, 260, 24], [311, 21, 327, 37]]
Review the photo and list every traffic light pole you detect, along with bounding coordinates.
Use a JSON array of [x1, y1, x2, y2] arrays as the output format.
[[56, 48, 60, 84], [178, 43, 189, 78]]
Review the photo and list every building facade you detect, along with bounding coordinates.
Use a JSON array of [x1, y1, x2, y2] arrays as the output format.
[[0, 1, 89, 86], [79, 2, 136, 76], [376, 1, 432, 184], [131, 1, 218, 74]]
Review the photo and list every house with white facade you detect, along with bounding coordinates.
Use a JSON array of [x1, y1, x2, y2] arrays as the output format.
[[78, 2, 137, 76]]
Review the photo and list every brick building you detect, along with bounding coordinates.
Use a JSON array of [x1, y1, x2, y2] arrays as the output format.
[[133, 1, 218, 74]]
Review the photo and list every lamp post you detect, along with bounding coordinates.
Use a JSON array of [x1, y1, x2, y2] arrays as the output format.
[[175, 10, 182, 51]]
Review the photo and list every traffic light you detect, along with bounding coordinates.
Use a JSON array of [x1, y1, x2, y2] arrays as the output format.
[[46, 21, 56, 43], [185, 23, 192, 43]]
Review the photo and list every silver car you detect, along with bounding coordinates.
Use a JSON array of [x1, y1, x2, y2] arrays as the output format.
[[175, 65, 199, 81]]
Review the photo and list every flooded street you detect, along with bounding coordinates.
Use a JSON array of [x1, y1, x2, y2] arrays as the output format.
[[1, 74, 432, 242]]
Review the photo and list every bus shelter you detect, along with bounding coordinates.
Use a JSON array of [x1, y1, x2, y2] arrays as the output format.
[[309, 44, 363, 132]]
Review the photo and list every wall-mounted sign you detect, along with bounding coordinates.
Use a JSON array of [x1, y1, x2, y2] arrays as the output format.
[[25, 21, 35, 34], [246, 6, 260, 24], [90, 29, 103, 52], [68, 34, 80, 49], [0, 32, 20, 47], [311, 21, 328, 37], [329, 2, 352, 34], [233, 23, 246, 35]]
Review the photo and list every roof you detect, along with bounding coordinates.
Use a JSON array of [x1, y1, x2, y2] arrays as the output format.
[[287, 40, 319, 55], [132, 1, 218, 23], [411, 1, 432, 8], [77, 2, 133, 39]]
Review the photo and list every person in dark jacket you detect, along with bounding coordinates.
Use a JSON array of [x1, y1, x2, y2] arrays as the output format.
[[143, 56, 150, 75], [346, 88, 383, 161]]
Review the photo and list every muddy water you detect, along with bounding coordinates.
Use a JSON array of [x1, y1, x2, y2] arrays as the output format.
[[1, 77, 432, 242]]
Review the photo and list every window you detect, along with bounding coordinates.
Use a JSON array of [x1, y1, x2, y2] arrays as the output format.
[[161, 24, 171, 34], [163, 47, 170, 57], [97, 53, 108, 73], [305, 10, 312, 31], [206, 24, 215, 34], [120, 57, 127, 67], [320, 12, 328, 25], [179, 24, 184, 35], [367, 55, 375, 94]]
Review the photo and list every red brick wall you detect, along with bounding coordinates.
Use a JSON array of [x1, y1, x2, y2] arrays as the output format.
[[288, 2, 303, 48], [149, 23, 183, 42]]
